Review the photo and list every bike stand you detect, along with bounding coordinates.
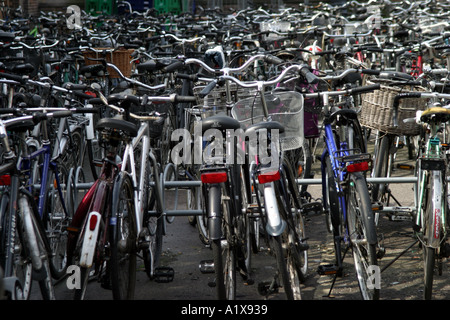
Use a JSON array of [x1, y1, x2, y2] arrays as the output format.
[[318, 245, 350, 298], [380, 239, 419, 273], [154, 267, 175, 283]]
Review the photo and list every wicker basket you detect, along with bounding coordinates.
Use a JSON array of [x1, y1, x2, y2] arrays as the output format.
[[360, 79, 428, 135], [82, 47, 134, 78]]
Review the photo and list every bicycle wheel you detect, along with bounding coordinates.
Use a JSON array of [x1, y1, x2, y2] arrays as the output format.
[[422, 172, 442, 300], [347, 172, 380, 300], [45, 165, 71, 280], [371, 134, 395, 203], [210, 183, 236, 300], [0, 193, 32, 300], [143, 189, 163, 279], [110, 172, 137, 300], [274, 177, 302, 299], [285, 141, 312, 195], [18, 195, 55, 300], [269, 234, 295, 299]]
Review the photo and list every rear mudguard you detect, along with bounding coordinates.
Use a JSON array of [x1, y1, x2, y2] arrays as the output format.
[[79, 211, 101, 268], [207, 184, 222, 241], [264, 182, 286, 236]]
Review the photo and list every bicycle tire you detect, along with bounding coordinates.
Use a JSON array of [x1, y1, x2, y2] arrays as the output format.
[[18, 195, 55, 300], [347, 172, 380, 300], [45, 164, 71, 280], [211, 183, 236, 300], [371, 134, 394, 203], [0, 193, 33, 299], [422, 173, 440, 300], [73, 266, 91, 300], [423, 246, 435, 300], [269, 234, 295, 299], [281, 159, 308, 282], [110, 172, 137, 300], [143, 192, 164, 279]]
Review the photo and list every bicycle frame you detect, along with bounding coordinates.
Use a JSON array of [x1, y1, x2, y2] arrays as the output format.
[[22, 137, 69, 220]]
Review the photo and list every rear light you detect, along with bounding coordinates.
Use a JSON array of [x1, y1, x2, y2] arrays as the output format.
[[258, 171, 280, 184], [201, 172, 227, 184], [0, 175, 10, 185], [346, 162, 369, 173]]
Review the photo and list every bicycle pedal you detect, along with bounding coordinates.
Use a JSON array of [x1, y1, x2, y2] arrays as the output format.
[[199, 260, 215, 274], [257, 281, 279, 296], [302, 201, 323, 215], [154, 267, 174, 283], [396, 163, 414, 170], [317, 264, 339, 276]]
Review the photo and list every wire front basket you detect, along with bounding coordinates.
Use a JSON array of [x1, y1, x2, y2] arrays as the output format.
[[231, 91, 304, 151]]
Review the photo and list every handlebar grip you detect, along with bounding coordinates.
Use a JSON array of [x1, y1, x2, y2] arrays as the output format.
[[64, 83, 88, 91], [379, 71, 414, 81], [162, 61, 184, 73], [49, 110, 73, 119], [199, 80, 217, 98], [434, 44, 450, 50], [350, 83, 380, 94], [88, 98, 104, 105], [264, 54, 284, 65], [176, 73, 199, 81], [299, 66, 319, 84], [361, 69, 380, 76], [174, 95, 197, 103], [73, 90, 96, 100], [0, 72, 27, 84], [73, 108, 99, 113]]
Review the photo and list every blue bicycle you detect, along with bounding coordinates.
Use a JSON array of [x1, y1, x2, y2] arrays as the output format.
[[304, 69, 381, 300]]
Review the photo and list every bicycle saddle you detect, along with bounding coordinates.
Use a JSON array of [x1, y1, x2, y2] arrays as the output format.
[[420, 107, 450, 123], [96, 117, 138, 137], [200, 115, 241, 134], [244, 121, 285, 136]]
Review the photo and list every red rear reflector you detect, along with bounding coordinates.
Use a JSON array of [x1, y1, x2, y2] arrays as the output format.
[[89, 214, 98, 231], [0, 175, 10, 185], [201, 172, 227, 184], [258, 171, 280, 184], [346, 162, 369, 172]]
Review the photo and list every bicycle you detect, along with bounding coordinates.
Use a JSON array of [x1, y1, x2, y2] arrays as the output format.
[[303, 69, 382, 300], [394, 91, 450, 299], [0, 109, 74, 299], [66, 65, 196, 299], [227, 63, 319, 299]]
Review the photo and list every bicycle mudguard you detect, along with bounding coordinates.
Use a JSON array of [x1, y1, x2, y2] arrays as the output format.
[[350, 173, 377, 246], [426, 171, 444, 249], [207, 184, 222, 241], [80, 211, 101, 268], [263, 182, 286, 236]]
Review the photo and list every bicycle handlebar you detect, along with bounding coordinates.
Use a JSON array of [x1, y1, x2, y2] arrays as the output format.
[[302, 83, 381, 99]]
